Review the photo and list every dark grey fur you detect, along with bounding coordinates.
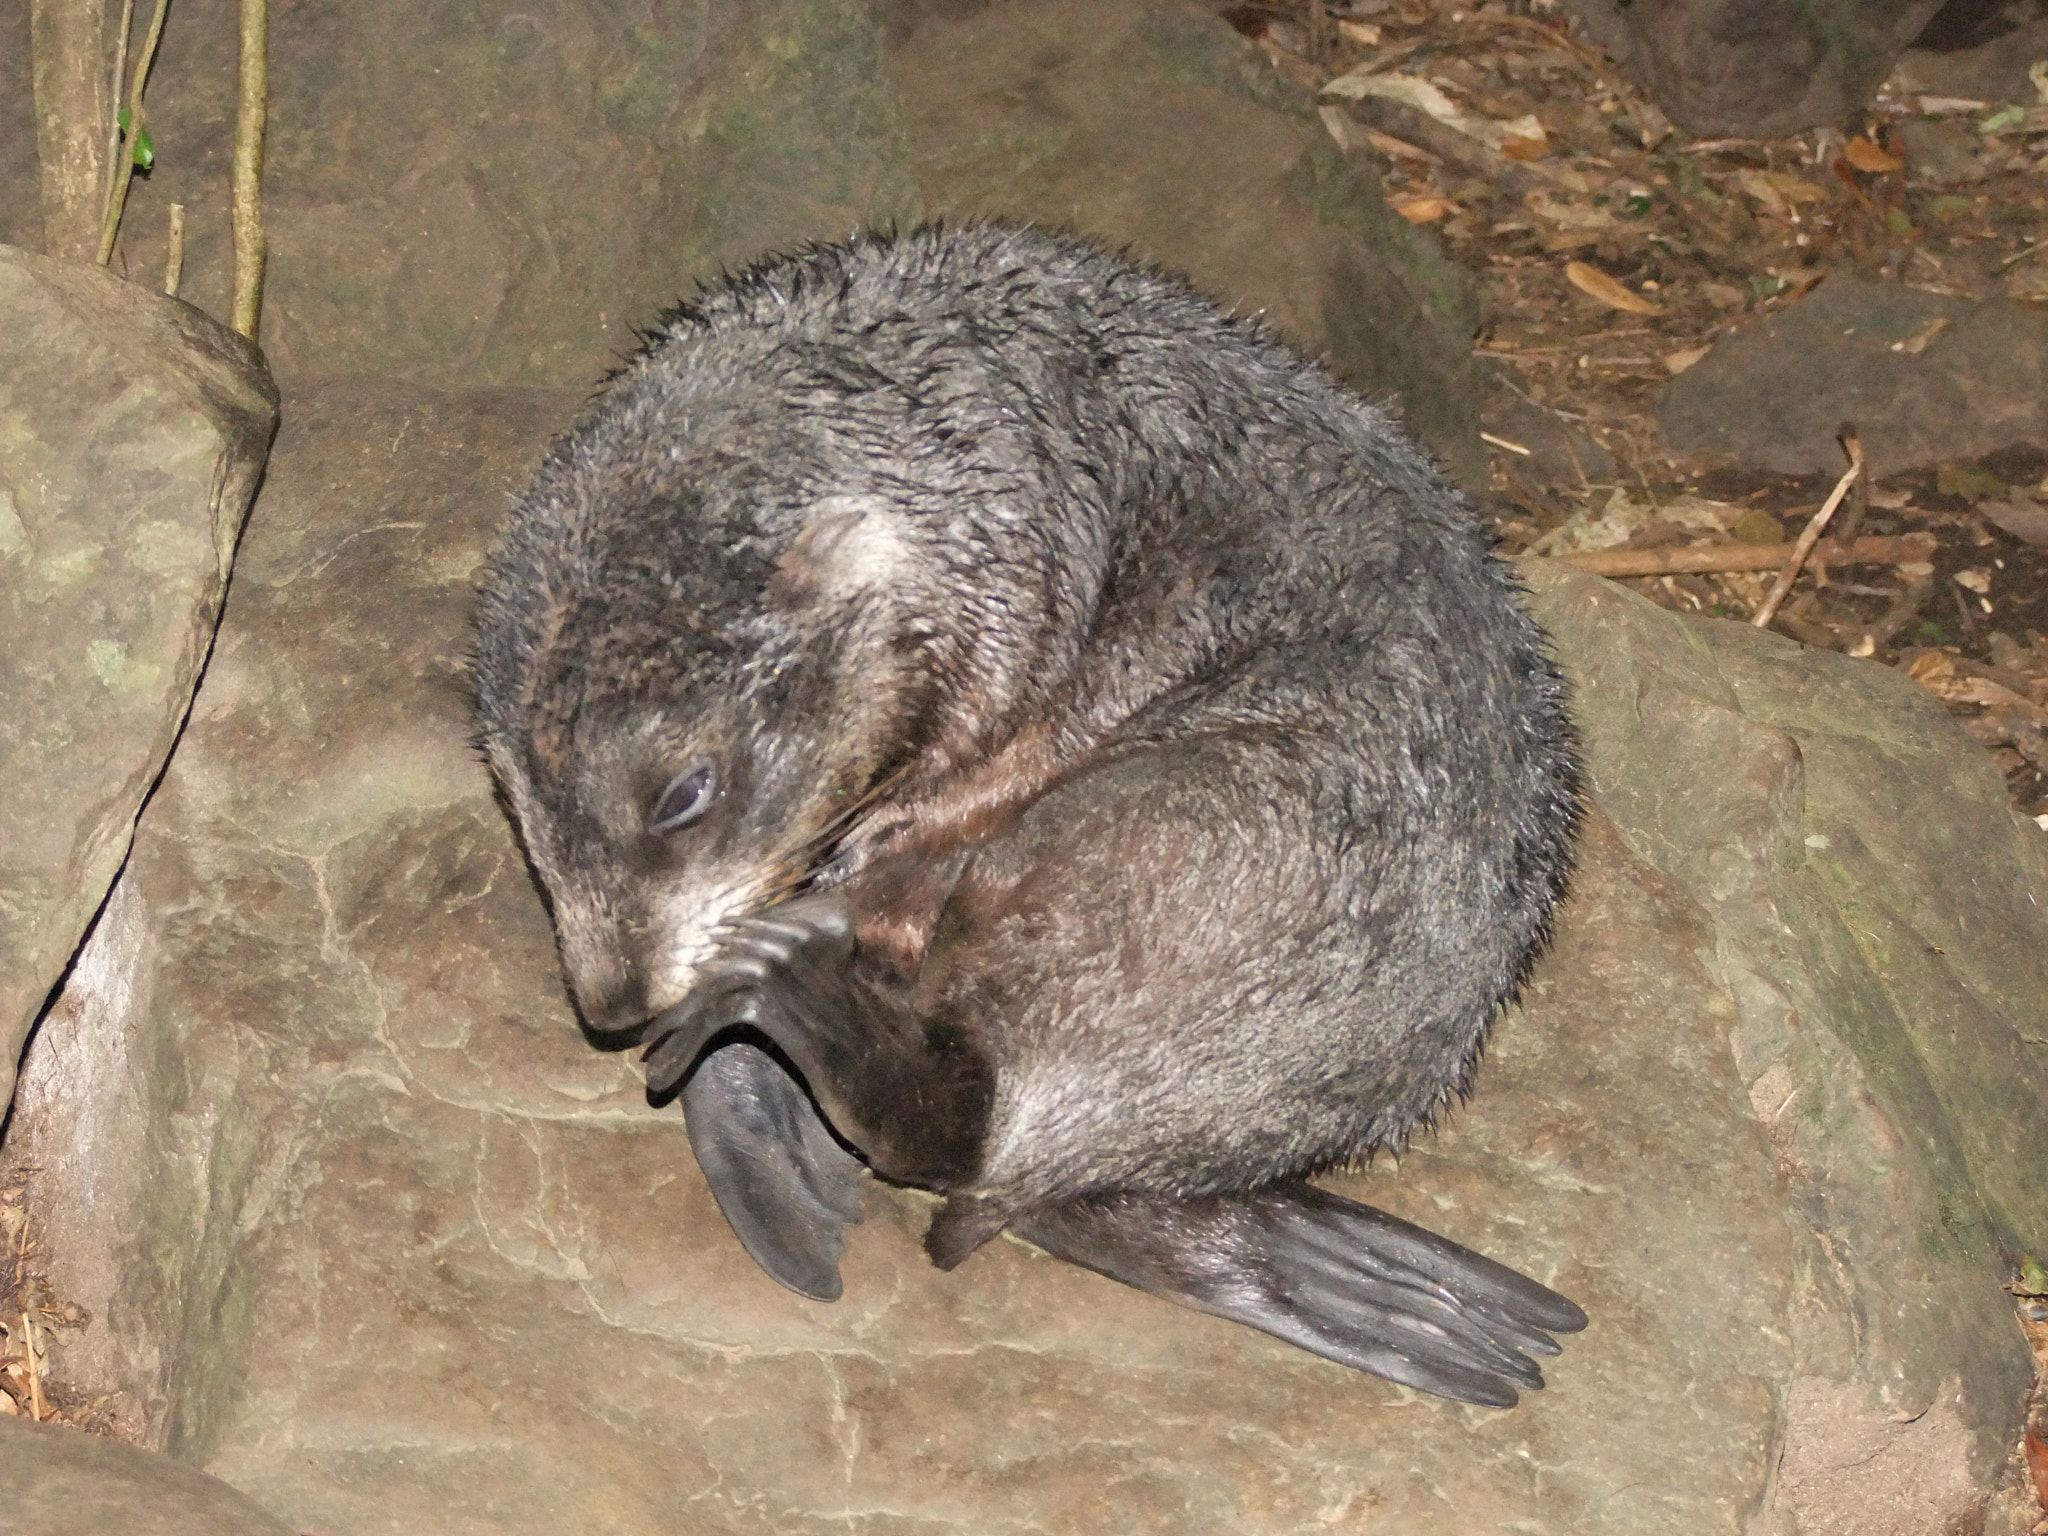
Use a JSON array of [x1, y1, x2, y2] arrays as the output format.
[[474, 225, 1584, 1406]]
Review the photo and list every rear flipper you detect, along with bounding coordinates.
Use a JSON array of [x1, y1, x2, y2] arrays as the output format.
[[1006, 1182, 1586, 1407], [676, 1041, 865, 1301]]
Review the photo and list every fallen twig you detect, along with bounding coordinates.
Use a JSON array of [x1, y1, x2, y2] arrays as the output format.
[[1998, 238, 2048, 272], [21, 1312, 41, 1422], [1752, 433, 1865, 628], [1526, 532, 1933, 578]]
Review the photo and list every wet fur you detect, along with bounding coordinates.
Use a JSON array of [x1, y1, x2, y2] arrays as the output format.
[[474, 224, 1585, 1404]]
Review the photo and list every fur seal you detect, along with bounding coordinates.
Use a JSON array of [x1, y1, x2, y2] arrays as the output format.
[[473, 224, 1585, 1406]]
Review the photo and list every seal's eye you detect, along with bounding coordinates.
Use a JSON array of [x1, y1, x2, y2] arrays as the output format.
[[649, 762, 717, 835]]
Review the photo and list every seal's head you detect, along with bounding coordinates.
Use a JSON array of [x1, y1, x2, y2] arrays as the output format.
[[473, 363, 923, 1036]]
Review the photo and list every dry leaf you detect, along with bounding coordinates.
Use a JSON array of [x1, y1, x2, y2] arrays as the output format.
[[1662, 345, 1712, 375], [1658, 495, 1743, 532], [1319, 70, 1543, 152], [1527, 490, 1731, 557], [1906, 649, 1953, 680], [1499, 133, 1549, 161], [2027, 1423, 2048, 1513], [1565, 260, 1661, 314], [1337, 19, 1381, 45], [1904, 652, 2048, 721], [1954, 677, 2047, 717], [1843, 135, 1904, 173], [1318, 104, 1365, 154], [1526, 191, 1616, 230], [1484, 113, 1548, 153], [1394, 196, 1455, 223], [1954, 567, 1992, 594], [1321, 69, 1461, 117], [1736, 169, 1828, 216]]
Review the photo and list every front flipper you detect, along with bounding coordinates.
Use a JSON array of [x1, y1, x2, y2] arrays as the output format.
[[677, 1042, 865, 1301], [1010, 1182, 1586, 1408], [642, 894, 993, 1189]]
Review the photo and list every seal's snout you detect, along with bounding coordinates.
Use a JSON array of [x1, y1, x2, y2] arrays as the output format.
[[576, 974, 652, 1043]]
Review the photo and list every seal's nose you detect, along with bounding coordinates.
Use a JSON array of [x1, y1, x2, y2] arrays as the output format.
[[574, 974, 650, 1042]]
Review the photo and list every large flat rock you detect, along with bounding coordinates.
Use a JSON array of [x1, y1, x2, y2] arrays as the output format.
[[6, 382, 2044, 1531]]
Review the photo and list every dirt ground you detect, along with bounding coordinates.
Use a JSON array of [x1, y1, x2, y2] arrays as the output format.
[[1225, 0, 2048, 825]]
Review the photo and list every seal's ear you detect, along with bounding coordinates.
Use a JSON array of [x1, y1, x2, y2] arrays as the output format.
[[769, 497, 905, 608]]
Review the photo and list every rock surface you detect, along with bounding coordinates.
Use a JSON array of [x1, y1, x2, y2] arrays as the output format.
[[71, 0, 1481, 479], [1560, 0, 1945, 138], [6, 379, 2044, 1532], [1660, 273, 2048, 478], [0, 245, 277, 1116], [880, 0, 1486, 483], [0, 1415, 296, 1536], [1897, 2, 2048, 110], [80, 0, 918, 388]]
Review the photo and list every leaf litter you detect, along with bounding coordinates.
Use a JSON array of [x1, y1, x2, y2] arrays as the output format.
[[1224, 0, 2048, 825], [0, 1175, 105, 1432]]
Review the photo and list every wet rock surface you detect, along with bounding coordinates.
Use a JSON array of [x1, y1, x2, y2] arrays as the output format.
[[1659, 273, 2048, 478], [5, 380, 2042, 1532], [0, 1415, 296, 1536], [0, 245, 276, 1114]]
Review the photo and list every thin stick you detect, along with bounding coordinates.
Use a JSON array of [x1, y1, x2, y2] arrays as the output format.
[[1752, 435, 1865, 628], [1529, 532, 1933, 578], [231, 0, 270, 340], [164, 202, 185, 295], [96, 0, 171, 266], [1998, 238, 2048, 272], [21, 1313, 41, 1422], [100, 0, 136, 233]]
